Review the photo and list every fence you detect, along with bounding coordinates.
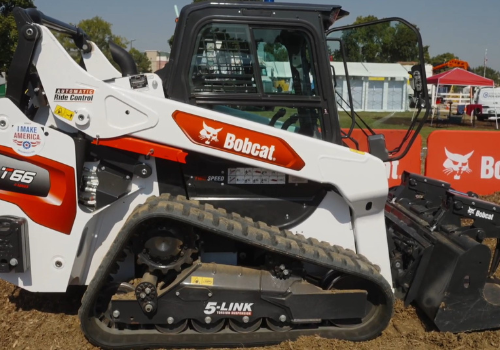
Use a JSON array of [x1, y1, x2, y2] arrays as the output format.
[[435, 92, 471, 106]]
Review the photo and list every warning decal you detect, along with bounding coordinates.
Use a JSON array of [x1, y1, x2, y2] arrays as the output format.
[[191, 276, 214, 286], [54, 105, 75, 121], [228, 167, 286, 185]]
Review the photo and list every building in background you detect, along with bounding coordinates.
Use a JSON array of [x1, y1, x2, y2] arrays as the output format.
[[146, 50, 170, 72], [332, 62, 411, 112]]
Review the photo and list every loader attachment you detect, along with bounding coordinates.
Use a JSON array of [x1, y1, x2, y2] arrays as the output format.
[[386, 171, 500, 332]]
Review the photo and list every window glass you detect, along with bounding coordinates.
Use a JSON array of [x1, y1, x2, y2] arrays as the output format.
[[191, 25, 324, 140], [253, 29, 317, 96], [206, 104, 323, 140], [189, 23, 257, 93]]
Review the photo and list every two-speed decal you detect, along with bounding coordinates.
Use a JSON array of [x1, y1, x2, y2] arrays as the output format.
[[172, 111, 305, 170]]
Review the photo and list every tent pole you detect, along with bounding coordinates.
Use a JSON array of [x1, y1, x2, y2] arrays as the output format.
[[430, 84, 435, 125], [469, 85, 473, 125], [431, 83, 436, 126], [432, 83, 440, 126]]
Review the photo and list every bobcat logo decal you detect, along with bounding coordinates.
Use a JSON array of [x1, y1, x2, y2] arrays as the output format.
[[443, 148, 474, 180], [199, 122, 223, 145]]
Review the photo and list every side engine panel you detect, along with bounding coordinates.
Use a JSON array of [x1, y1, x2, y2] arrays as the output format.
[[179, 152, 327, 229]]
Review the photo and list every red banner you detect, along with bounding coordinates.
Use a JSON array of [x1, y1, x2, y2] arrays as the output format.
[[342, 129, 422, 187], [425, 130, 500, 195]]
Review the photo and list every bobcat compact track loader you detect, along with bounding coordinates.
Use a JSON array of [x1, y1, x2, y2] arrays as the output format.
[[2, 2, 500, 349]]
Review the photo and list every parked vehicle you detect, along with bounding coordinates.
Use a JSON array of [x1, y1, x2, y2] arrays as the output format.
[[474, 87, 500, 120]]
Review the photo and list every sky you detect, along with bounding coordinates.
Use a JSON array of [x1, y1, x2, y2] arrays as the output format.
[[33, 0, 500, 71]]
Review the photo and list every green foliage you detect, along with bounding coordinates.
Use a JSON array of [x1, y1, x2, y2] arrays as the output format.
[[55, 16, 128, 70], [423, 46, 431, 63], [129, 48, 151, 73], [0, 0, 35, 73], [192, 0, 262, 2], [429, 52, 459, 67], [352, 15, 379, 25], [168, 34, 174, 50], [335, 16, 422, 63], [170, 0, 263, 49], [263, 43, 289, 62]]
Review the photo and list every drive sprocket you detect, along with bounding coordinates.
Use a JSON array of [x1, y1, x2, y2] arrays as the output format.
[[135, 224, 198, 273]]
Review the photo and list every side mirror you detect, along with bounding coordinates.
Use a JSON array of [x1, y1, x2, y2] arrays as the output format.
[[410, 64, 426, 108], [367, 134, 389, 162], [331, 65, 337, 87]]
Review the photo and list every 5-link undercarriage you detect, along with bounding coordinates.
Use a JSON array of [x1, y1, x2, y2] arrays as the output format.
[[79, 194, 394, 349]]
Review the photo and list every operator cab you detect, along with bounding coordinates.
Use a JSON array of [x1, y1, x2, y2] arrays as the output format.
[[152, 2, 350, 229], [161, 1, 429, 162], [163, 2, 348, 144], [153, 1, 429, 229]]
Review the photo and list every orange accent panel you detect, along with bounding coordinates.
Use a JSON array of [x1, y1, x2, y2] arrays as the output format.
[[92, 137, 187, 163], [172, 111, 305, 171], [0, 146, 77, 234]]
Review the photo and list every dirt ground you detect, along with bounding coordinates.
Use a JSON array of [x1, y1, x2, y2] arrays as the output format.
[[2, 194, 500, 350]]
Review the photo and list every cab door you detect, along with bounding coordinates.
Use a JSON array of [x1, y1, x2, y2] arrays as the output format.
[[175, 22, 336, 228]]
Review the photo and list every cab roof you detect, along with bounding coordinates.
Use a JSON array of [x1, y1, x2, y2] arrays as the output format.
[[179, 1, 349, 30]]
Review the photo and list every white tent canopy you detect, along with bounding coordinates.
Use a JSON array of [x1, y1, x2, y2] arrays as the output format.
[[331, 62, 409, 78]]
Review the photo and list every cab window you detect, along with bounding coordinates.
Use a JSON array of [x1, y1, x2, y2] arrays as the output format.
[[190, 24, 323, 140], [253, 28, 317, 96], [189, 23, 257, 93]]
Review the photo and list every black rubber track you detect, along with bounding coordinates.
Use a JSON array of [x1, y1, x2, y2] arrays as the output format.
[[78, 194, 395, 349]]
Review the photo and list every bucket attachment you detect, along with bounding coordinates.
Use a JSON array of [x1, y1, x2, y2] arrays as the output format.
[[386, 171, 500, 333]]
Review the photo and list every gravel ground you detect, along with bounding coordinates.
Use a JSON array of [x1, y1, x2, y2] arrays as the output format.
[[2, 193, 500, 350]]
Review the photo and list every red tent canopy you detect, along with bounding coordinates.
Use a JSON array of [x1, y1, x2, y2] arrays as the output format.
[[427, 68, 494, 86]]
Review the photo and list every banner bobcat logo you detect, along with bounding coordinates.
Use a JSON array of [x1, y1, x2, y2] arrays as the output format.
[[443, 148, 474, 180], [199, 122, 222, 145]]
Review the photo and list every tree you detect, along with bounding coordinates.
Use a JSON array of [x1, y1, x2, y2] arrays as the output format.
[[169, 0, 263, 50], [263, 43, 289, 62], [55, 16, 159, 75], [0, 0, 36, 74], [56, 16, 128, 70], [129, 48, 151, 73], [429, 52, 459, 67], [334, 16, 422, 64], [471, 66, 500, 86], [423, 46, 431, 63], [169, 35, 174, 50], [193, 0, 262, 2]]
